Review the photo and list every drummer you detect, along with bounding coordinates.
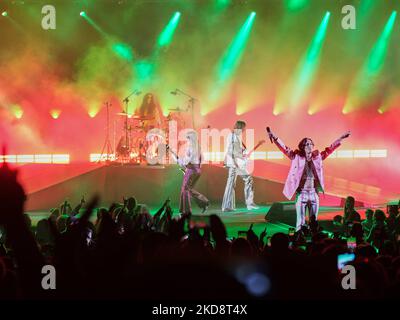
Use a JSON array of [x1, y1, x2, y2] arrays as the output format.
[[136, 93, 164, 130]]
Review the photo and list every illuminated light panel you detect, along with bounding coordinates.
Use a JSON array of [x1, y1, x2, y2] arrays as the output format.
[[266, 151, 284, 159], [17, 155, 34, 163], [333, 150, 388, 159], [353, 150, 370, 158], [51, 154, 70, 164], [90, 154, 116, 162], [203, 152, 225, 162], [370, 149, 387, 158], [2, 155, 17, 163], [199, 149, 386, 162], [336, 150, 353, 158], [252, 151, 266, 160], [34, 154, 53, 163], [0, 154, 70, 164]]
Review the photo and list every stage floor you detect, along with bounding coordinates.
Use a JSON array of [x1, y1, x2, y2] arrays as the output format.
[[26, 204, 374, 239]]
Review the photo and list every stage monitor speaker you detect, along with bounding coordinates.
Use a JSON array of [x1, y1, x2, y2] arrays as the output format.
[[265, 201, 296, 227]]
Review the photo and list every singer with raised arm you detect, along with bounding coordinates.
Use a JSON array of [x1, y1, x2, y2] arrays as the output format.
[[222, 120, 261, 212], [170, 131, 210, 214], [267, 127, 351, 231]]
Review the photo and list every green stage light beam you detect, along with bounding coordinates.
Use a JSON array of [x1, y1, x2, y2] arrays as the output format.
[[218, 12, 256, 84], [80, 12, 134, 63], [133, 12, 181, 87], [134, 60, 154, 82], [80, 12, 108, 38], [343, 11, 397, 113], [112, 43, 133, 61], [2, 11, 8, 17], [273, 12, 330, 115], [157, 12, 181, 48], [215, 0, 231, 10], [207, 12, 256, 106], [289, 11, 330, 108], [367, 11, 397, 74], [285, 0, 309, 12]]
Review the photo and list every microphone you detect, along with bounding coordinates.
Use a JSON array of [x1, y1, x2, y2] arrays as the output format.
[[135, 90, 142, 95], [170, 90, 177, 95], [266, 127, 273, 144]]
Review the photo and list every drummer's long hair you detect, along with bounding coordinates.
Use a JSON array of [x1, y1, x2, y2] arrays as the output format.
[[138, 93, 162, 117]]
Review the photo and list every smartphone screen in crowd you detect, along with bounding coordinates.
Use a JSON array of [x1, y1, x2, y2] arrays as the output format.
[[189, 215, 210, 229], [237, 230, 247, 239], [347, 237, 357, 252], [337, 253, 355, 270]]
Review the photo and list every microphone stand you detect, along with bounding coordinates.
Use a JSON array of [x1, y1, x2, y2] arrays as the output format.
[[174, 88, 197, 129], [121, 89, 140, 164], [98, 102, 113, 164]]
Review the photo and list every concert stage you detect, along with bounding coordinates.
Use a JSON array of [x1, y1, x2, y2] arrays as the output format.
[[24, 162, 351, 211], [22, 162, 373, 236]]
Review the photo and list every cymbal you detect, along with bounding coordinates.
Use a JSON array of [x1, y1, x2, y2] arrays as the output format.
[[116, 112, 132, 117], [115, 113, 155, 120], [168, 108, 185, 112]]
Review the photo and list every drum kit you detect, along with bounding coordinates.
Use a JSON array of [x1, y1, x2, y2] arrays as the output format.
[[98, 89, 193, 165], [112, 110, 185, 164]]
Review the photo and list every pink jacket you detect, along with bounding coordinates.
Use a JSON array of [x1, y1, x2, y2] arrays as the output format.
[[273, 137, 341, 200]]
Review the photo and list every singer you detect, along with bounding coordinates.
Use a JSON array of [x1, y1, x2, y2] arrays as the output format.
[[267, 128, 351, 231]]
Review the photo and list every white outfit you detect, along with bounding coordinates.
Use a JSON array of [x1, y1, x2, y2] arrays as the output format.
[[222, 132, 255, 211]]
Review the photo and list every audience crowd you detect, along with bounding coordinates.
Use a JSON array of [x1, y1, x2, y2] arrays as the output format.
[[1, 164, 400, 300]]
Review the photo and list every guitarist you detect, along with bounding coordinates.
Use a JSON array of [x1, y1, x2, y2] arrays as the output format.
[[222, 120, 261, 212], [169, 130, 210, 214]]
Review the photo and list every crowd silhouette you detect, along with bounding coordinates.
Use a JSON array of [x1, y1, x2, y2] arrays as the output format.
[[1, 162, 400, 300]]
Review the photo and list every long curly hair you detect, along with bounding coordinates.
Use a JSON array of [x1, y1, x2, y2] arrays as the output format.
[[297, 137, 314, 157], [138, 93, 162, 117]]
